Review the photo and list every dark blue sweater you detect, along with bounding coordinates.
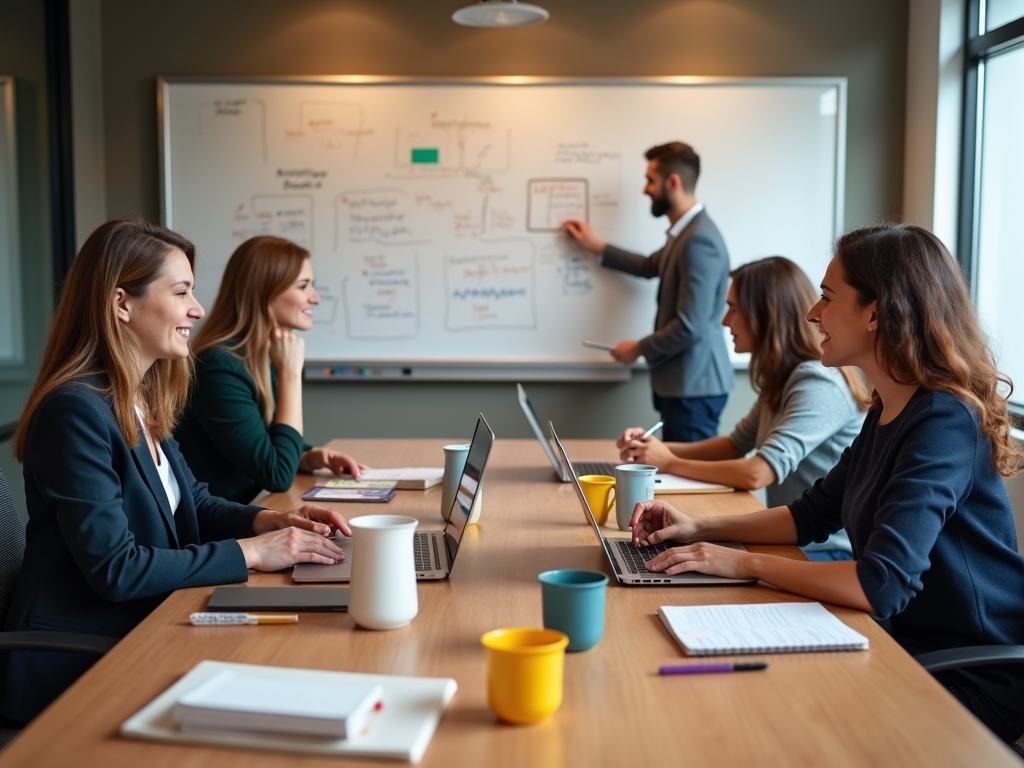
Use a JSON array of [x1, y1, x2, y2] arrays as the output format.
[[790, 388, 1024, 713]]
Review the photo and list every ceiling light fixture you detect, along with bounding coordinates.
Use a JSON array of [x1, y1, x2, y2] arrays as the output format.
[[452, 0, 550, 28]]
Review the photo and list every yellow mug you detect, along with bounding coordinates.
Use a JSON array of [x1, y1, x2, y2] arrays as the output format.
[[578, 475, 616, 526], [481, 627, 569, 724]]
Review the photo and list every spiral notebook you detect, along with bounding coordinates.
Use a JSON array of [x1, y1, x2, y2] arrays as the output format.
[[658, 602, 869, 656]]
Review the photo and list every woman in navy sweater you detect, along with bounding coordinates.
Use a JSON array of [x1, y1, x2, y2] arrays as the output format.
[[628, 224, 1024, 745]]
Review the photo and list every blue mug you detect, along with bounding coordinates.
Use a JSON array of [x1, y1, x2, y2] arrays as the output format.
[[538, 569, 609, 652]]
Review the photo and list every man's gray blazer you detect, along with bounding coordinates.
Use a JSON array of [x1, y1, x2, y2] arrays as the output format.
[[601, 209, 734, 399]]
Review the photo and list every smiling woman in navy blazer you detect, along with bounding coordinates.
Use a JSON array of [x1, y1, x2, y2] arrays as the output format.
[[4, 220, 351, 725]]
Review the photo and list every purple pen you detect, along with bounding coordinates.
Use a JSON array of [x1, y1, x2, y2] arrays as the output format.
[[659, 662, 768, 675]]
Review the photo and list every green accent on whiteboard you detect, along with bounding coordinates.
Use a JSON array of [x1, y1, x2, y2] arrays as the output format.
[[411, 148, 439, 164]]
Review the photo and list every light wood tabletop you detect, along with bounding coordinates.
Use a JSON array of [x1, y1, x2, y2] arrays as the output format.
[[1, 438, 1018, 766]]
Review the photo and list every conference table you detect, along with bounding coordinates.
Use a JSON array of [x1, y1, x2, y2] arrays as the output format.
[[0, 438, 1018, 766]]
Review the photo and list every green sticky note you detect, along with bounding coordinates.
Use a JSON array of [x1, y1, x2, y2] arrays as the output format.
[[411, 148, 440, 164]]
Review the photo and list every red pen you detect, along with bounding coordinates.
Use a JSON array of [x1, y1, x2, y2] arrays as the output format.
[[659, 662, 768, 675]]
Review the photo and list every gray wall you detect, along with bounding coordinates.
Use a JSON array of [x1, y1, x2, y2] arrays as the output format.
[[92, 0, 908, 443], [1, 0, 908, 478], [0, 0, 54, 515]]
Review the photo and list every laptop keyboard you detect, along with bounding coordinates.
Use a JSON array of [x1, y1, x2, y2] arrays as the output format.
[[615, 540, 684, 574], [573, 460, 617, 477], [414, 532, 434, 572]]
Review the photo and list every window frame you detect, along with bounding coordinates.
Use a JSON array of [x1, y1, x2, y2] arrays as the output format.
[[958, 3, 1024, 415]]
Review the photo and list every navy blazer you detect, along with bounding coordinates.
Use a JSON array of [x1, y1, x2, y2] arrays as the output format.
[[2, 379, 262, 724], [602, 209, 734, 399]]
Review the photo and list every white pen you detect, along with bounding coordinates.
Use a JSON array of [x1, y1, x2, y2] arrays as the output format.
[[582, 340, 615, 351], [640, 421, 664, 440], [189, 612, 299, 625]]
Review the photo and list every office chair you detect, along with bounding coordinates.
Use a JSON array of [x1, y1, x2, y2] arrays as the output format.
[[0, 467, 119, 748]]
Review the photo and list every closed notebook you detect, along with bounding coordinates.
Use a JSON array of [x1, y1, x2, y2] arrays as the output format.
[[658, 602, 869, 656], [302, 481, 396, 503], [173, 669, 383, 739], [331, 468, 444, 490]]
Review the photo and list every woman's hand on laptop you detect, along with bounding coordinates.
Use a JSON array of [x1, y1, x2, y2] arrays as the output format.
[[629, 499, 700, 547], [252, 505, 352, 538], [238, 527, 347, 572], [643, 541, 753, 579]]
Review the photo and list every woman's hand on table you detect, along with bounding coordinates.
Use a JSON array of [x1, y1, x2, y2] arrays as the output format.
[[238, 527, 346, 571], [252, 504, 352, 538], [299, 447, 370, 478]]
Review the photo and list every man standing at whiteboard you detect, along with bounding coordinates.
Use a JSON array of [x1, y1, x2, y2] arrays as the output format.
[[563, 141, 734, 442]]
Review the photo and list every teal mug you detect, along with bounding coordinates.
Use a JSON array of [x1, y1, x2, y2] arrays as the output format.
[[613, 464, 657, 531], [538, 569, 609, 652]]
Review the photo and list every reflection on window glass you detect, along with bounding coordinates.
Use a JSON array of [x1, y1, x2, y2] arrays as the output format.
[[975, 46, 1024, 404], [986, 0, 1024, 31]]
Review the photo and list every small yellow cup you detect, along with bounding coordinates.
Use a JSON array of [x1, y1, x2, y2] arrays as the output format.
[[578, 475, 616, 526], [481, 627, 569, 724]]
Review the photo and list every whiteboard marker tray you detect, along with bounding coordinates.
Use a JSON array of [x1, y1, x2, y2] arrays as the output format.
[[121, 660, 457, 763]]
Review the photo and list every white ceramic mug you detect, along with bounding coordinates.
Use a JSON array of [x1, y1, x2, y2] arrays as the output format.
[[613, 464, 657, 531], [347, 515, 419, 630], [441, 443, 483, 524]]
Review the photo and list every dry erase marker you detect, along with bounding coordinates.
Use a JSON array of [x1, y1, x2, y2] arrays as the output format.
[[189, 612, 299, 625], [659, 662, 768, 675], [582, 340, 615, 351]]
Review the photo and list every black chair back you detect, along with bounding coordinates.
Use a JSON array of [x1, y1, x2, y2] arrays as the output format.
[[0, 469, 25, 630]]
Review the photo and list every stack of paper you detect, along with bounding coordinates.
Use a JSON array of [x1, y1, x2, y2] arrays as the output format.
[[173, 670, 383, 739], [658, 602, 869, 656], [123, 660, 458, 761]]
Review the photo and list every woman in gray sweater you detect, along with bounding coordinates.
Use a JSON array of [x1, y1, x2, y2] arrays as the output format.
[[619, 256, 868, 554]]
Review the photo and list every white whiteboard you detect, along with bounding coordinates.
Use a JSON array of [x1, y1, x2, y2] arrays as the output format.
[[160, 77, 846, 380], [0, 76, 22, 369]]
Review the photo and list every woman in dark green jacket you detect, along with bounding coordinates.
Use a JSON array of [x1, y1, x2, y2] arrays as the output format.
[[176, 236, 368, 503]]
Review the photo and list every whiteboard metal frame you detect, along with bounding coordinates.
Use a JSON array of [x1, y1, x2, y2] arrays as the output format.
[[159, 76, 847, 381], [0, 76, 24, 375]]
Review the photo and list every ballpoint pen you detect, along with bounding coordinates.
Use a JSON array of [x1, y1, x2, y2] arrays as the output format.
[[659, 662, 768, 675], [189, 612, 299, 625]]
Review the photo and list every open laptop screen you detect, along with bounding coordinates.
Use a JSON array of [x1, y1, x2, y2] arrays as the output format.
[[516, 383, 566, 479], [443, 414, 495, 569], [548, 421, 606, 546]]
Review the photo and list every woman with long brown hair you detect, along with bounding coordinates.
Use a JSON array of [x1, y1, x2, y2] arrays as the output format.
[[628, 225, 1024, 746], [619, 256, 868, 557], [4, 221, 348, 726], [175, 236, 367, 503]]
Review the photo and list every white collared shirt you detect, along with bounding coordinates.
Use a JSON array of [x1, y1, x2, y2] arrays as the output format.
[[666, 202, 705, 240], [135, 404, 181, 515]]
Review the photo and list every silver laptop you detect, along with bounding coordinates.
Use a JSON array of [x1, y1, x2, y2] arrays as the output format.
[[517, 383, 616, 481], [292, 414, 495, 582], [550, 421, 754, 587]]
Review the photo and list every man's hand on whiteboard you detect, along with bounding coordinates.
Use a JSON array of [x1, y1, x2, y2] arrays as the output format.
[[611, 340, 642, 365], [562, 219, 606, 255]]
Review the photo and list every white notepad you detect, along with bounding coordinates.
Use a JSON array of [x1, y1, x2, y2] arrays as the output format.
[[654, 473, 733, 495], [658, 602, 869, 656]]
